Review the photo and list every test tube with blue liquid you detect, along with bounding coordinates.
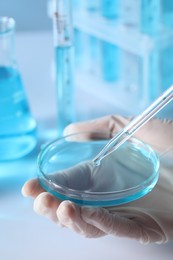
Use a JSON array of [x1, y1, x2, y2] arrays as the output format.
[[140, 0, 161, 35], [100, 0, 119, 20], [101, 42, 119, 82], [100, 0, 120, 83], [0, 17, 37, 161], [162, 1, 173, 28], [52, 0, 75, 137], [160, 1, 173, 93], [74, 29, 83, 68]]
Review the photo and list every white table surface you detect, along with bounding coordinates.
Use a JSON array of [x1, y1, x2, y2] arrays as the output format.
[[0, 30, 173, 260]]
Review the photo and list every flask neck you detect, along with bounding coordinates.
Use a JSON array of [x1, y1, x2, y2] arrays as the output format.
[[0, 17, 17, 69]]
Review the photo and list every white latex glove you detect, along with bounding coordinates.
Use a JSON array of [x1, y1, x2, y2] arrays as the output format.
[[22, 115, 173, 244]]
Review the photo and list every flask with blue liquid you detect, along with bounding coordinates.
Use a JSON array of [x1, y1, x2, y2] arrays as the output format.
[[0, 17, 37, 161]]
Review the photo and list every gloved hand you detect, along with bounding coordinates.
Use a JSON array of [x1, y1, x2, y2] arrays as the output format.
[[22, 115, 173, 244]]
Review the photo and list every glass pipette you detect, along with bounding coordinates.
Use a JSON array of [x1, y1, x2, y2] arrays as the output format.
[[93, 85, 173, 166]]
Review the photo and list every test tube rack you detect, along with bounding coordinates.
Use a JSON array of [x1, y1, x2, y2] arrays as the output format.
[[72, 0, 173, 116]]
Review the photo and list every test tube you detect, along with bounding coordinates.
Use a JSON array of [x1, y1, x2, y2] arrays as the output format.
[[100, 0, 119, 20], [101, 42, 119, 82], [162, 1, 173, 28], [100, 1, 120, 83], [74, 29, 83, 68], [51, 0, 75, 137], [140, 0, 161, 35], [119, 0, 140, 28]]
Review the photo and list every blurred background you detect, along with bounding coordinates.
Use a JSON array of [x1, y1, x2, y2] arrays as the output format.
[[0, 1, 173, 259], [1, 0, 173, 122]]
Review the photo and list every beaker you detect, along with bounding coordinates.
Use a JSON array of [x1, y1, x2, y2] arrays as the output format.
[[0, 17, 37, 161]]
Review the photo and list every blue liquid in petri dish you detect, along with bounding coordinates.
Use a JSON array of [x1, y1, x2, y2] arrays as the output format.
[[38, 134, 159, 207], [0, 66, 37, 161]]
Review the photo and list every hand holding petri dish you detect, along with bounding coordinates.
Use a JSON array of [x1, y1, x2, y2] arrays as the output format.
[[37, 86, 173, 207]]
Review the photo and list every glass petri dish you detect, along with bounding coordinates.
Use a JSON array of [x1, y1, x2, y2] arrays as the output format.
[[37, 131, 160, 207]]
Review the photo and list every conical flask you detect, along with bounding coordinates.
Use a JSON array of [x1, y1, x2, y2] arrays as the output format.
[[0, 17, 37, 161]]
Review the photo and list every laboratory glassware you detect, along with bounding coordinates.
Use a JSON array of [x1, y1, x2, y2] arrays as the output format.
[[100, 0, 119, 20], [0, 17, 37, 161], [93, 85, 173, 166], [38, 132, 159, 207], [51, 0, 75, 137], [72, 0, 173, 115]]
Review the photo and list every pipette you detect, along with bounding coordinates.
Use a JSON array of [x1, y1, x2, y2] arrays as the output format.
[[93, 85, 173, 166]]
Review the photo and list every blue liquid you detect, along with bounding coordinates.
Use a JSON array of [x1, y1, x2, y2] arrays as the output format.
[[162, 1, 173, 28], [141, 0, 160, 35], [0, 67, 37, 161], [38, 138, 159, 207], [101, 42, 119, 82], [74, 29, 83, 67], [55, 46, 75, 137], [101, 0, 119, 20]]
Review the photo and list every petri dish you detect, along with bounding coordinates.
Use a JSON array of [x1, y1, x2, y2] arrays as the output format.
[[37, 131, 160, 207]]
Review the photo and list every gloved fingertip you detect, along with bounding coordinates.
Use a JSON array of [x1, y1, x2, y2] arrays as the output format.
[[57, 200, 78, 223], [33, 192, 60, 223], [63, 124, 78, 136], [21, 179, 38, 197], [33, 192, 49, 215], [21, 185, 28, 197], [57, 201, 85, 234]]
